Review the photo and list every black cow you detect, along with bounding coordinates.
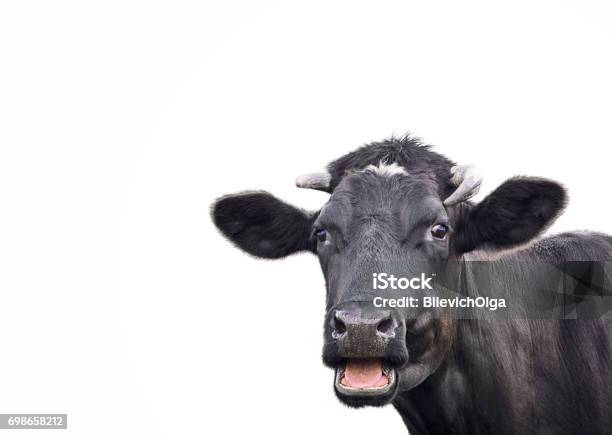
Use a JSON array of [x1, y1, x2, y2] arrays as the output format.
[[212, 136, 612, 434]]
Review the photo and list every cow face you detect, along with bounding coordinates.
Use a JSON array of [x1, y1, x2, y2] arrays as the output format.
[[212, 162, 566, 408], [314, 166, 454, 407]]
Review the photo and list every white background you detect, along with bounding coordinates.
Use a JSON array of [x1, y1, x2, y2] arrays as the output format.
[[1, 1, 611, 434]]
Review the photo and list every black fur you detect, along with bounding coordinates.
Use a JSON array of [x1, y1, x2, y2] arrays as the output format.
[[212, 191, 315, 258], [326, 135, 456, 198], [454, 177, 568, 253]]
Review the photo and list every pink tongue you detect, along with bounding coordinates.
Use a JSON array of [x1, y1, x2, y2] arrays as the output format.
[[342, 359, 387, 388]]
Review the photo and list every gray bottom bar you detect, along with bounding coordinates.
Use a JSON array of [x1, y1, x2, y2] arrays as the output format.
[[0, 415, 67, 429]]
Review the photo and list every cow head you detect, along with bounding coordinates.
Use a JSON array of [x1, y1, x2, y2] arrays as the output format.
[[211, 140, 566, 408]]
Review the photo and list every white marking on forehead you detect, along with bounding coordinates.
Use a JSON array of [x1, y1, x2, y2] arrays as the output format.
[[362, 161, 408, 177]]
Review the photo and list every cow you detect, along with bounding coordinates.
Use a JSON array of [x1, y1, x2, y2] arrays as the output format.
[[211, 136, 612, 434]]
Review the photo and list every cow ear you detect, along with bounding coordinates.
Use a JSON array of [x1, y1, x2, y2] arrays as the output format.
[[212, 191, 316, 259], [453, 177, 567, 254]]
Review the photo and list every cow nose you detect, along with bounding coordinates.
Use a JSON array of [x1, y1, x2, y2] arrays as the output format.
[[327, 308, 403, 359], [331, 309, 399, 340], [332, 311, 398, 339], [324, 304, 408, 365]]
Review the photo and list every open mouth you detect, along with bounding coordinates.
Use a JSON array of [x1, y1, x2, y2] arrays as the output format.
[[334, 358, 397, 397]]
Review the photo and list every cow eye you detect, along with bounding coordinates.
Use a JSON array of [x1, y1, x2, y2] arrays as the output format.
[[315, 229, 327, 243], [431, 223, 449, 239]]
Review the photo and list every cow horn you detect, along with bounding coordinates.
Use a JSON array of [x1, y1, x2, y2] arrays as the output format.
[[295, 172, 331, 192], [444, 165, 483, 205]]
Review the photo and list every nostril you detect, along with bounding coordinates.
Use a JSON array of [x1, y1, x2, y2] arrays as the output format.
[[377, 317, 396, 335], [331, 315, 347, 339]]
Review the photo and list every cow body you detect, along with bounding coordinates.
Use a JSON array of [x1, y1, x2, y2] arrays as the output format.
[[396, 232, 612, 435], [212, 136, 612, 434]]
